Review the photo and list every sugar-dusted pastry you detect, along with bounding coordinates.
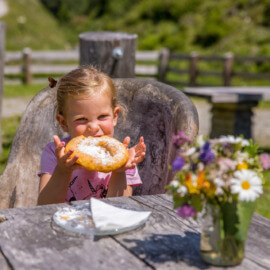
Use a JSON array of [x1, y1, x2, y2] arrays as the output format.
[[65, 135, 129, 173]]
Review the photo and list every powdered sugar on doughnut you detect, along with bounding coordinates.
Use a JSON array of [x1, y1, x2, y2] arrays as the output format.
[[78, 137, 126, 166]]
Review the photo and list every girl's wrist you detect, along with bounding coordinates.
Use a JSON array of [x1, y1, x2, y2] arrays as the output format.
[[54, 165, 73, 180], [111, 170, 125, 176]]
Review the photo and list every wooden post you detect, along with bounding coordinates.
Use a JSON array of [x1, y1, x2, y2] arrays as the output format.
[[158, 48, 170, 82], [0, 22, 5, 155], [79, 31, 137, 78], [223, 52, 234, 86], [189, 51, 199, 86], [22, 47, 32, 84]]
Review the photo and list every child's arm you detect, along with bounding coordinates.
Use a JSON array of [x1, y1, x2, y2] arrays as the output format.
[[37, 135, 80, 205], [106, 136, 146, 198], [106, 172, 133, 197]]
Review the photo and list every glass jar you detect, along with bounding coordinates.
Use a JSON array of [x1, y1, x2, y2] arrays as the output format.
[[200, 200, 255, 266]]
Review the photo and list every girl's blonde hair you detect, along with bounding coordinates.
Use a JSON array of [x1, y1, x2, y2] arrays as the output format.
[[56, 66, 119, 115]]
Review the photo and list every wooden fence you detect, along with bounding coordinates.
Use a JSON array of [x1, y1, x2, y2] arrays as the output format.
[[3, 48, 270, 86]]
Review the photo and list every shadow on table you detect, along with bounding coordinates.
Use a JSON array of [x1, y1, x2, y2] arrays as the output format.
[[123, 232, 209, 269]]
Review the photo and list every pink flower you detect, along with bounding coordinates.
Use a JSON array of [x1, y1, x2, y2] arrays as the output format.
[[176, 205, 196, 218], [260, 153, 270, 170], [173, 131, 192, 148], [217, 157, 236, 172]]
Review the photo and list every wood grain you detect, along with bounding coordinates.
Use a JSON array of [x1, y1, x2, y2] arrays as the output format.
[[0, 195, 268, 269], [0, 203, 150, 269], [79, 31, 137, 78]]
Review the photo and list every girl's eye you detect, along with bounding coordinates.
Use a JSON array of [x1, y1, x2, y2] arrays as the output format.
[[76, 117, 87, 121], [98, 115, 108, 120]]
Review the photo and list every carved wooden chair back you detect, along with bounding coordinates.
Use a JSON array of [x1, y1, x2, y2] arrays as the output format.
[[0, 79, 198, 208]]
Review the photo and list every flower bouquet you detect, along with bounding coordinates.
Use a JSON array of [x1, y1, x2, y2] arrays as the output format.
[[167, 132, 266, 266]]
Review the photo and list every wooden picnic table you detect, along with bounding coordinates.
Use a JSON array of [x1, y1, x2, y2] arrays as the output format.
[[0, 194, 269, 269], [183, 86, 270, 139]]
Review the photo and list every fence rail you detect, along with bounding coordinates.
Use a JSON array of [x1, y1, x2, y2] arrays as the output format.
[[3, 48, 270, 86]]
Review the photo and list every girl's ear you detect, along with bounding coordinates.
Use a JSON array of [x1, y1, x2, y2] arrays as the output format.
[[56, 114, 69, 132], [113, 107, 120, 126]]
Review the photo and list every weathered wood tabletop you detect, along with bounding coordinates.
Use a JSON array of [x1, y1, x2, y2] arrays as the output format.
[[0, 194, 269, 269]]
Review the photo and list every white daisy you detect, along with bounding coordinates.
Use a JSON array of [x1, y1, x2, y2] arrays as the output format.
[[219, 135, 249, 147], [170, 180, 179, 188], [235, 151, 249, 163], [183, 147, 196, 156], [190, 173, 198, 186], [196, 134, 205, 147], [230, 170, 263, 201], [197, 162, 205, 172], [177, 185, 188, 197], [214, 177, 225, 195]]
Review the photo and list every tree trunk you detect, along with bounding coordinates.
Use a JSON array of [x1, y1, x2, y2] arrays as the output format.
[[79, 31, 137, 78], [0, 22, 5, 155]]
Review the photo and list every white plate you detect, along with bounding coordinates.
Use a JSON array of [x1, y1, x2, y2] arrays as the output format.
[[53, 202, 150, 236]]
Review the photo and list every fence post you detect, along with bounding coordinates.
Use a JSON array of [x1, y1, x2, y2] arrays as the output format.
[[0, 22, 5, 155], [22, 47, 32, 84], [158, 48, 170, 82], [79, 32, 137, 78], [223, 52, 234, 86], [189, 51, 199, 86]]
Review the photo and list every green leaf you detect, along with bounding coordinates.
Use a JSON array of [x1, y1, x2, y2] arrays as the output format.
[[236, 201, 256, 242], [191, 195, 203, 212], [173, 196, 186, 209], [220, 200, 255, 242], [221, 200, 239, 237]]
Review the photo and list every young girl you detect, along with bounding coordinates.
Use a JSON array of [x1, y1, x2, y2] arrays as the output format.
[[37, 66, 146, 205]]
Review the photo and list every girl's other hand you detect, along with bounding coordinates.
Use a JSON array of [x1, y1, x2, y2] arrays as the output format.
[[115, 136, 146, 172], [53, 135, 80, 173]]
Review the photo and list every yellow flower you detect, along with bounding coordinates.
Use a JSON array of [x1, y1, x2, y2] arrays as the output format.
[[204, 181, 216, 197], [185, 174, 200, 194], [197, 171, 206, 189], [197, 170, 216, 197], [237, 162, 248, 170]]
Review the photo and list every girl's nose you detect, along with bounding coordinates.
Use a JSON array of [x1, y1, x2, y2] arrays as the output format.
[[87, 122, 99, 134]]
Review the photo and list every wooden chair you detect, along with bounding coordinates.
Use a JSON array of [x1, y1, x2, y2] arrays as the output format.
[[0, 79, 199, 209]]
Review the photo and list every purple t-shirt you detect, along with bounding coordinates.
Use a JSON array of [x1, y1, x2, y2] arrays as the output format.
[[38, 137, 142, 202]]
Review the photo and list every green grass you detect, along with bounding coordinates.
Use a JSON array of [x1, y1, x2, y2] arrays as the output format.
[[0, 115, 21, 173], [2, 0, 70, 50], [3, 84, 47, 98], [255, 170, 270, 219]]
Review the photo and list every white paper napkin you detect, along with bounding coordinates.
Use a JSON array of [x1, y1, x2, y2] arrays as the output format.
[[91, 198, 151, 233]]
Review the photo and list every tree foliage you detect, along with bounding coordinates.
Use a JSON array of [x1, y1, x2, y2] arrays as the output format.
[[39, 0, 270, 56], [3, 0, 270, 56]]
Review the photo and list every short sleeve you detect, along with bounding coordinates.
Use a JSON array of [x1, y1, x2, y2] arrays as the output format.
[[38, 142, 57, 177], [125, 166, 142, 186], [38, 137, 71, 177]]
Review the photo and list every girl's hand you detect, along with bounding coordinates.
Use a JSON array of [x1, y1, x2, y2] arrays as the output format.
[[53, 135, 80, 173], [115, 136, 146, 173]]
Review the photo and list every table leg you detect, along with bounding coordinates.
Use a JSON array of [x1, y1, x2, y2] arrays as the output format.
[[210, 102, 258, 139]]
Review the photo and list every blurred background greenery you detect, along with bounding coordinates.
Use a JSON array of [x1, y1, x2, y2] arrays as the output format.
[[1, 0, 270, 58]]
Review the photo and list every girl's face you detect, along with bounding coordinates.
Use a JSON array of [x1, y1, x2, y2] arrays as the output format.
[[56, 93, 120, 138]]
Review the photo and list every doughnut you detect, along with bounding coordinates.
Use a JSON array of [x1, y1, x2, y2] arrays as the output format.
[[65, 135, 129, 173]]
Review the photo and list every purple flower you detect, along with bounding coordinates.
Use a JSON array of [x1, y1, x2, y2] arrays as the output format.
[[199, 141, 215, 165], [173, 131, 192, 148], [172, 156, 185, 171], [260, 153, 270, 170], [177, 205, 196, 218]]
